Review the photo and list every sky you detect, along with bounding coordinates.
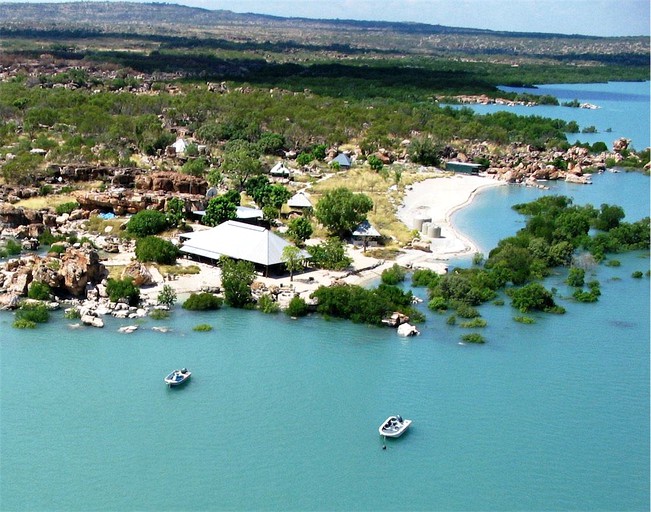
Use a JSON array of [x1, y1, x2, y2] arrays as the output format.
[[2, 0, 650, 37]]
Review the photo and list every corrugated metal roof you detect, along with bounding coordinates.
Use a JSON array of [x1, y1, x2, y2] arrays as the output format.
[[353, 220, 381, 237], [180, 220, 309, 266]]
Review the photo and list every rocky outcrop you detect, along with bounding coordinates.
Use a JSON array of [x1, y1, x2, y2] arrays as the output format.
[[613, 138, 630, 152], [0, 245, 106, 300], [73, 182, 206, 215], [135, 171, 207, 195]]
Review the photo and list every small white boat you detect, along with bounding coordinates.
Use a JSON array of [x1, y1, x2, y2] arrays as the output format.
[[164, 368, 191, 386], [379, 415, 412, 438]]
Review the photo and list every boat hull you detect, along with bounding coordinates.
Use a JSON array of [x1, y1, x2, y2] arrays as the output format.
[[379, 416, 412, 438]]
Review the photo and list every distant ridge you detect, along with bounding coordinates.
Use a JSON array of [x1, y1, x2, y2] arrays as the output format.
[[0, 1, 616, 39]]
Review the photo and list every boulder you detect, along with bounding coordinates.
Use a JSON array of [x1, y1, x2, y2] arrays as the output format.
[[59, 246, 106, 296], [613, 138, 630, 152], [121, 261, 154, 286], [0, 292, 22, 310], [81, 314, 104, 328], [397, 323, 420, 337]]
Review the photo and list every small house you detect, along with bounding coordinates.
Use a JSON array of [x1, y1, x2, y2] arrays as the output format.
[[270, 162, 292, 179], [352, 220, 382, 251]]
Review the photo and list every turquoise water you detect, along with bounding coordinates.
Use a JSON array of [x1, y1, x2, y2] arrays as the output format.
[[2, 83, 650, 510], [457, 81, 650, 150]]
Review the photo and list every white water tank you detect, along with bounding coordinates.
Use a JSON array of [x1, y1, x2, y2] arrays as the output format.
[[429, 225, 441, 238], [421, 221, 431, 235]]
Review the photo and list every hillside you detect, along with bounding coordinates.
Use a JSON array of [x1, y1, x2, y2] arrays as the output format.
[[0, 2, 648, 65]]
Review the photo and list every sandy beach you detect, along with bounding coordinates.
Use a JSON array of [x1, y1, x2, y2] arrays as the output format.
[[133, 173, 503, 302]]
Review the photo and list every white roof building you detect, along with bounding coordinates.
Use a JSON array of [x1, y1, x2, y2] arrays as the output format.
[[270, 162, 291, 177], [287, 191, 313, 209], [180, 220, 309, 267], [172, 138, 187, 154]]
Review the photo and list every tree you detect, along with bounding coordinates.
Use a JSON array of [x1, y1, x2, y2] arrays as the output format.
[[220, 256, 255, 308], [315, 187, 373, 238], [408, 137, 442, 166], [307, 238, 352, 270], [220, 143, 263, 191], [287, 217, 313, 245], [181, 157, 208, 177], [135, 236, 179, 264], [157, 284, 177, 308], [509, 283, 562, 313], [126, 210, 169, 237], [165, 197, 186, 228], [595, 204, 625, 231], [282, 245, 304, 281], [106, 277, 140, 305], [203, 195, 237, 227]]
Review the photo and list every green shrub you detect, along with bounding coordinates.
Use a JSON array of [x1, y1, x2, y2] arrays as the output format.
[[149, 309, 170, 320], [27, 281, 52, 300], [258, 294, 280, 314], [2, 239, 21, 256], [411, 268, 441, 288], [453, 301, 480, 318], [49, 244, 66, 255], [632, 271, 644, 279], [493, 299, 505, 306], [126, 210, 169, 237], [182, 292, 223, 311], [461, 333, 485, 344], [64, 308, 81, 319], [566, 267, 585, 287], [285, 296, 309, 317], [428, 296, 448, 312], [573, 289, 599, 303], [460, 318, 487, 328], [106, 277, 140, 305], [605, 259, 621, 267], [446, 315, 456, 325], [193, 323, 213, 332], [381, 264, 406, 285], [13, 318, 37, 329], [514, 316, 536, 324], [135, 236, 179, 264], [55, 201, 80, 215], [15, 302, 50, 326]]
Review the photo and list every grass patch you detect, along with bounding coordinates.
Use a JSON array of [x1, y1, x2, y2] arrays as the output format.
[[157, 264, 201, 277], [85, 215, 127, 235], [14, 194, 77, 210], [193, 323, 213, 332], [514, 315, 536, 324], [310, 167, 448, 245]]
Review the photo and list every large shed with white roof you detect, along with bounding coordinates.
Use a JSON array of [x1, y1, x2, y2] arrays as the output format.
[[179, 220, 309, 272]]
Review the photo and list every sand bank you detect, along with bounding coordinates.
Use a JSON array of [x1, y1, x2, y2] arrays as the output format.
[[396, 173, 503, 262]]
